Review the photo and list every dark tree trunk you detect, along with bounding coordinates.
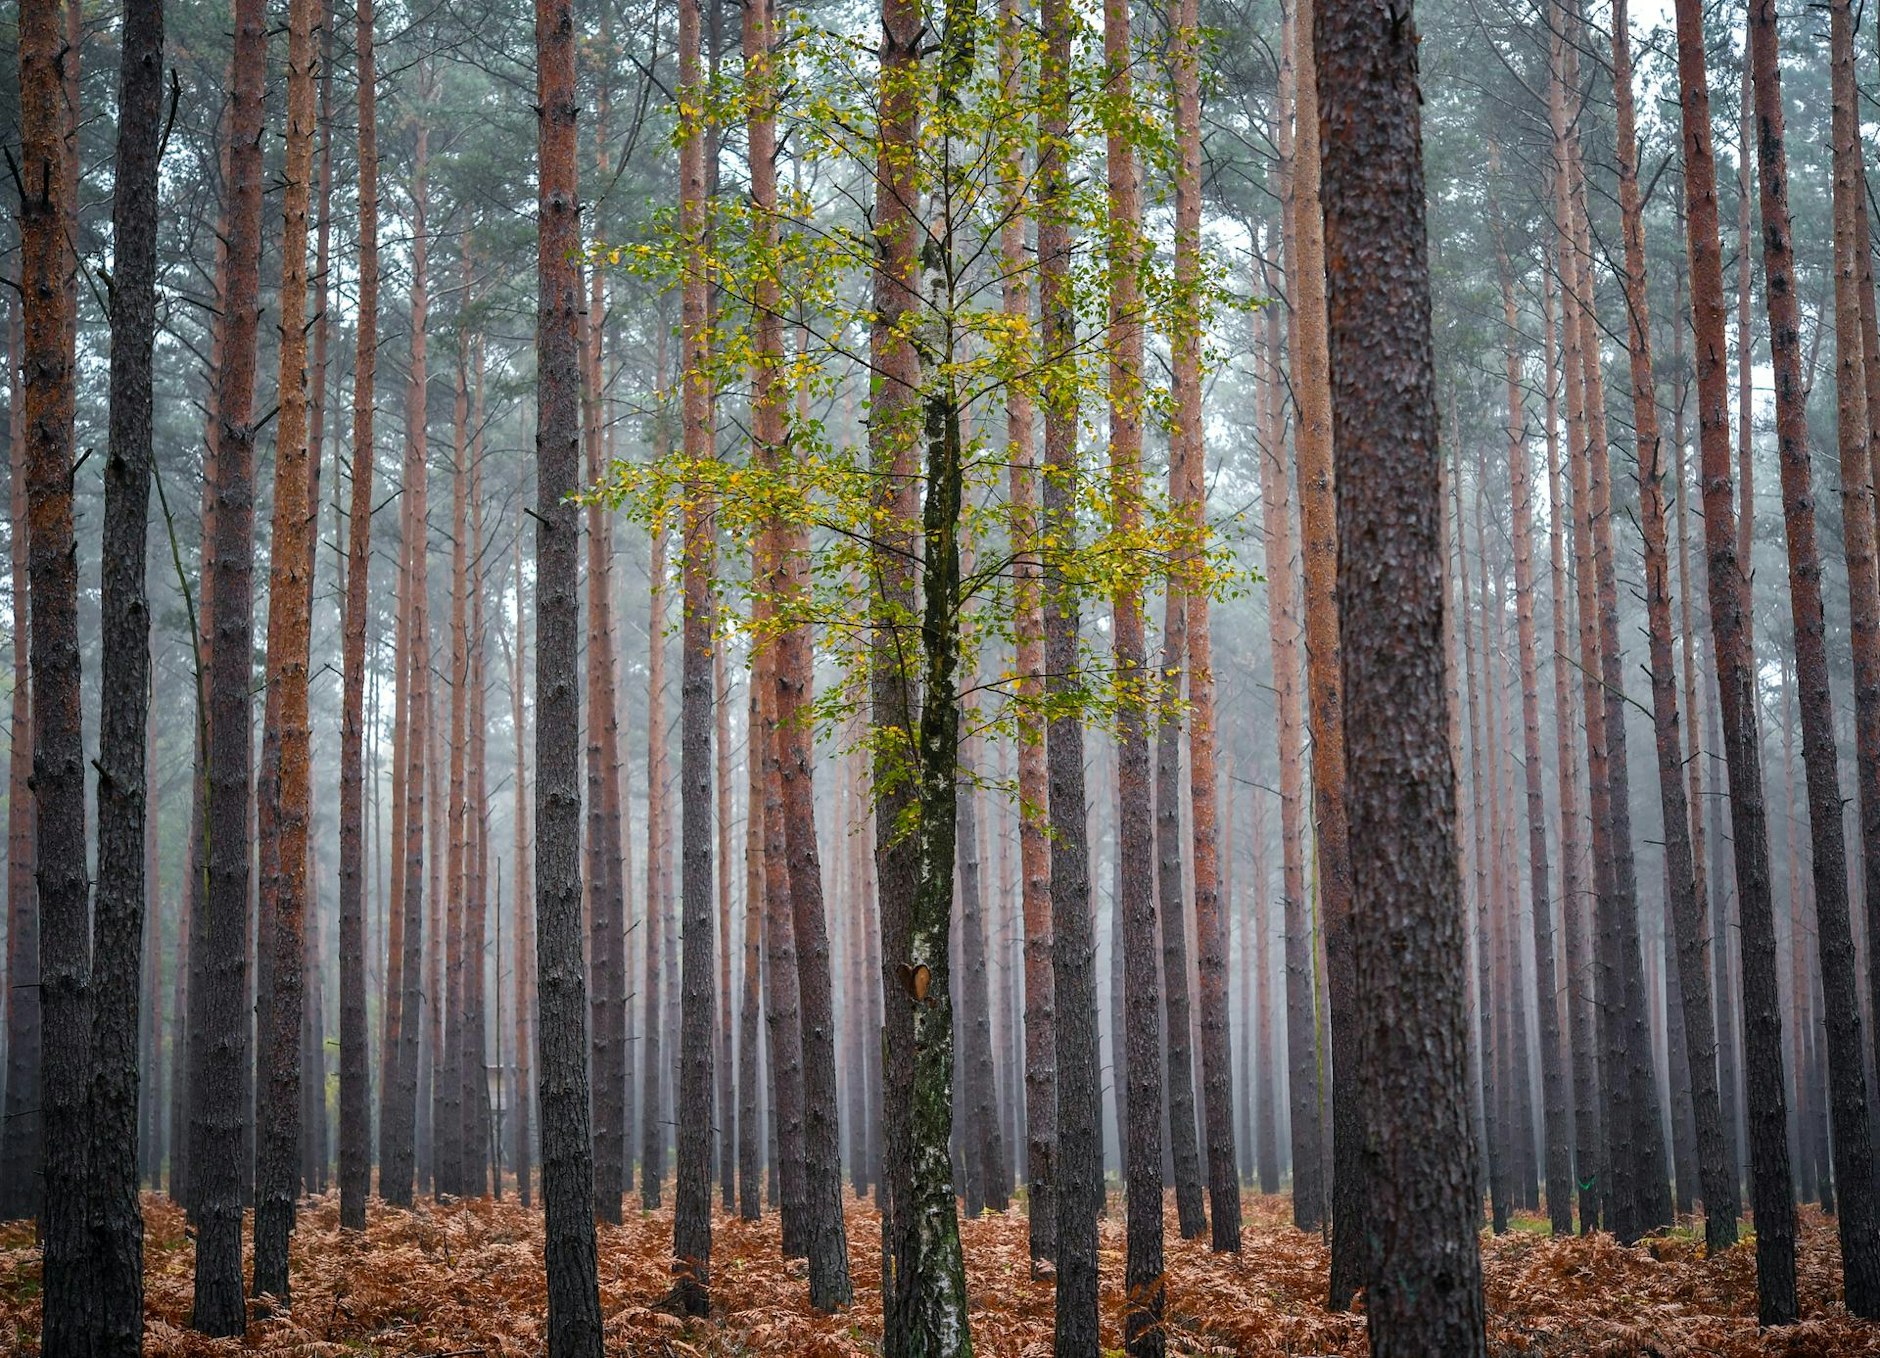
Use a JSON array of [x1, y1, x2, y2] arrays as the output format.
[[643, 516, 669, 1207], [1607, 0, 1739, 1253], [1670, 0, 1796, 1318], [739, 615, 766, 1221], [1036, 0, 1098, 1328], [869, 0, 924, 1335], [1287, 0, 1361, 1298], [0, 294, 38, 1224], [189, 0, 267, 1326], [534, 0, 606, 1337], [253, 0, 320, 1298], [1316, 0, 1487, 1347], [463, 407, 492, 1196], [956, 721, 1008, 1219], [672, 0, 717, 1306], [89, 0, 163, 1340], [1103, 0, 1164, 1345], [1748, 0, 1880, 1310], [337, 0, 379, 1230]]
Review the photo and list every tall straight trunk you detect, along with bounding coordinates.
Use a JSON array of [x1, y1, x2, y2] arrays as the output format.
[[583, 278, 626, 1223], [89, 0, 163, 1340], [1034, 0, 1098, 1333], [1670, 0, 1795, 1318], [189, 0, 267, 1326], [716, 636, 736, 1208], [533, 0, 605, 1336], [1606, 0, 1738, 1251], [1670, 223, 1740, 1201], [1103, 0, 1164, 1346], [1541, 275, 1598, 1233], [957, 707, 1005, 1217], [1838, 0, 1880, 1150], [1256, 263, 1325, 1231], [1495, 241, 1572, 1234], [672, 0, 717, 1308], [503, 560, 534, 1205], [463, 382, 492, 1195], [337, 0, 379, 1227], [143, 731, 165, 1190], [757, 536, 807, 1252], [845, 735, 872, 1198], [1286, 0, 1359, 1297], [1748, 0, 1880, 1309], [1153, 536, 1205, 1243], [441, 336, 472, 1203], [870, 0, 924, 1338], [1561, 7, 1670, 1233], [999, 0, 1054, 1264], [253, 0, 319, 1296], [378, 445, 411, 1195], [0, 290, 36, 1222], [1735, 58, 1755, 604], [1248, 791, 1280, 1191], [1316, 0, 1485, 1345], [387, 106, 435, 1208], [1457, 456, 1505, 1233], [642, 511, 669, 1205], [738, 641, 765, 1220]]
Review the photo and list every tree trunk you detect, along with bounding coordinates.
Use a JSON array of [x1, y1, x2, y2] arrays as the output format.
[[642, 510, 669, 1206], [89, 0, 163, 1340], [739, 640, 766, 1221], [869, 0, 924, 1334], [671, 0, 717, 1308], [338, 0, 380, 1226], [1495, 239, 1573, 1235], [463, 381, 492, 1196], [0, 288, 37, 1224], [1748, 0, 1880, 1309], [1001, 0, 1054, 1263], [440, 333, 472, 1204], [1670, 0, 1796, 1318], [1315, 0, 1486, 1344], [1287, 0, 1361, 1298], [503, 554, 534, 1206], [716, 635, 736, 1210], [1606, 0, 1739, 1253], [1103, 1, 1165, 1345], [1456, 453, 1505, 1234], [1036, 0, 1101, 1333], [534, 0, 606, 1337], [253, 0, 319, 1296], [1255, 257, 1325, 1231], [189, 0, 267, 1325], [956, 705, 1006, 1219]]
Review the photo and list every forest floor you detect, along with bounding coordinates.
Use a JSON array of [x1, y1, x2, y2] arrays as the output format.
[[1, 1188, 1874, 1355]]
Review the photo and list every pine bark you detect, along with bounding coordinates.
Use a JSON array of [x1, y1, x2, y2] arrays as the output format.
[[1103, 0, 1165, 1344], [738, 642, 766, 1221], [1001, 0, 1055, 1265], [1286, 0, 1360, 1296], [534, 0, 605, 1338], [1608, 0, 1738, 1253], [869, 0, 925, 1335], [253, 0, 319, 1295], [190, 0, 268, 1325], [387, 107, 434, 1208], [337, 0, 379, 1226], [1316, 0, 1486, 1344], [1037, 0, 1101, 1333], [1173, 0, 1239, 1225], [671, 0, 717, 1309], [1670, 0, 1796, 1317], [1256, 263, 1325, 1230], [1748, 0, 1880, 1309], [0, 288, 37, 1222], [89, 0, 163, 1339], [642, 513, 669, 1205], [504, 560, 535, 1206]]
